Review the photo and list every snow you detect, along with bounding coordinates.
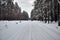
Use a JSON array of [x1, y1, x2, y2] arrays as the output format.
[[0, 20, 60, 40]]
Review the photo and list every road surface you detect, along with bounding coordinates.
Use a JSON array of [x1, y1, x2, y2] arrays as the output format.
[[0, 21, 60, 40]]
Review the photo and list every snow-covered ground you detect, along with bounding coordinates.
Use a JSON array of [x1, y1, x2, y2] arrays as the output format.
[[0, 20, 60, 40]]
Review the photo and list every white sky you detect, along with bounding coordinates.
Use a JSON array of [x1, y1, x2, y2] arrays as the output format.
[[13, 0, 35, 18]]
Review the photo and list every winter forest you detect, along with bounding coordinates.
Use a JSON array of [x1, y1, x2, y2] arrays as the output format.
[[31, 0, 60, 26], [0, 0, 60, 26], [0, 0, 60, 40], [0, 0, 29, 20]]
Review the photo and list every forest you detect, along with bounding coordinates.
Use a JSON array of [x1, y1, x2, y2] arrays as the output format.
[[0, 0, 60, 26], [31, 0, 60, 26], [0, 0, 29, 20]]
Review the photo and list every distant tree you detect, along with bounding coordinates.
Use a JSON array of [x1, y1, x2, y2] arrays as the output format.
[[22, 11, 29, 20], [14, 2, 21, 20], [7, 0, 14, 20], [0, 0, 1, 19], [58, 0, 60, 26]]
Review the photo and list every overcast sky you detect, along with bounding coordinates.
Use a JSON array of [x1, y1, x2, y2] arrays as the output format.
[[13, 0, 35, 18]]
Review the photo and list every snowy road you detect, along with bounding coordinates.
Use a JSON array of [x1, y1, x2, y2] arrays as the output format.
[[0, 21, 60, 40]]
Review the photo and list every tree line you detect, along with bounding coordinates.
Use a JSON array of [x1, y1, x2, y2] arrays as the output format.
[[0, 0, 29, 20], [31, 0, 60, 26]]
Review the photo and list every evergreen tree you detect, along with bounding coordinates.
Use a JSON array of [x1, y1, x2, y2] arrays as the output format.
[[22, 11, 29, 20]]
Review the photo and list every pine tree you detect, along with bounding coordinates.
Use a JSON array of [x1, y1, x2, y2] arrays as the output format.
[[58, 1, 60, 26], [22, 11, 29, 20]]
